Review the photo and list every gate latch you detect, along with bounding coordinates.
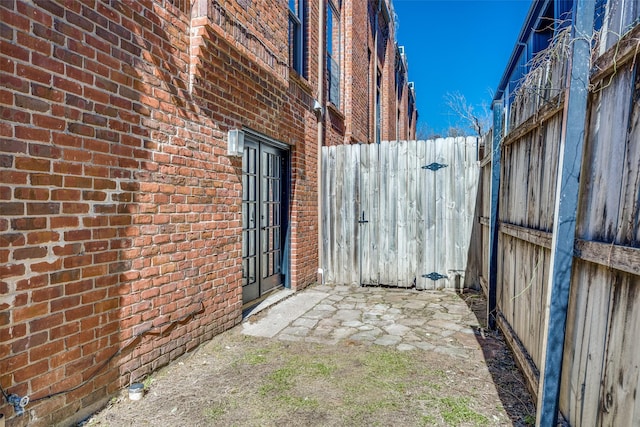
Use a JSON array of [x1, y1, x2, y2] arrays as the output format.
[[358, 211, 368, 224]]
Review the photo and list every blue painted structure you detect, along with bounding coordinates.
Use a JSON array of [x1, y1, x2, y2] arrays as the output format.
[[492, 0, 573, 130], [492, 0, 614, 128]]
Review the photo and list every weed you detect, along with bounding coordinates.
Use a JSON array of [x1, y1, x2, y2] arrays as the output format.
[[203, 404, 226, 421], [259, 365, 297, 395], [439, 397, 488, 425], [243, 348, 270, 365], [277, 395, 319, 408], [301, 360, 335, 377], [421, 379, 442, 392], [421, 414, 437, 425], [363, 348, 411, 376], [142, 375, 154, 389]]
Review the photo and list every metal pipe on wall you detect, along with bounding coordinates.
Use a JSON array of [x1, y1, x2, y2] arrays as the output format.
[[317, 0, 326, 285]]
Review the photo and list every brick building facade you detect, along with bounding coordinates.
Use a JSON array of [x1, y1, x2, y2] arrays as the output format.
[[327, 0, 417, 145], [0, 0, 416, 425]]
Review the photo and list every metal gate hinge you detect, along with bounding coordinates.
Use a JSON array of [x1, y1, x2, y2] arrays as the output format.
[[422, 272, 448, 281], [422, 162, 448, 171]]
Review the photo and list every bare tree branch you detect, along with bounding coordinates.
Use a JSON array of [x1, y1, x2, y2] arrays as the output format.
[[444, 91, 491, 138]]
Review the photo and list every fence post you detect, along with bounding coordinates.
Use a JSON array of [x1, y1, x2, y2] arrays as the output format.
[[487, 100, 503, 330], [536, 0, 595, 424]]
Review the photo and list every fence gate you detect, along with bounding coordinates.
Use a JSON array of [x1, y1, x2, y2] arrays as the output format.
[[322, 137, 479, 289]]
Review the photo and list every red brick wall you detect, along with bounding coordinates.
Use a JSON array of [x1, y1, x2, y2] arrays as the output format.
[[0, 0, 319, 425], [343, 0, 370, 143], [335, 0, 416, 145]]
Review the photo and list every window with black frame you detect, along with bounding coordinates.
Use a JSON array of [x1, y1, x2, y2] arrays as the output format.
[[327, 0, 341, 106], [289, 0, 306, 77]]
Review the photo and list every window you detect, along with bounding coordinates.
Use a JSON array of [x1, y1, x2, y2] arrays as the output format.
[[289, 0, 306, 76], [327, 0, 340, 106]]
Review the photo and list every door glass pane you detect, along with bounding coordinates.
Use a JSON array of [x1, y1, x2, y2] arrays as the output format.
[[249, 226, 256, 257], [249, 257, 255, 283]]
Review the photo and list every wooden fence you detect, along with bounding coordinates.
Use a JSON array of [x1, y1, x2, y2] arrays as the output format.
[[471, 11, 640, 426], [321, 137, 479, 289]]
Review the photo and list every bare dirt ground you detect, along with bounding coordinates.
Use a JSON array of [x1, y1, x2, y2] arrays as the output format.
[[81, 289, 535, 426]]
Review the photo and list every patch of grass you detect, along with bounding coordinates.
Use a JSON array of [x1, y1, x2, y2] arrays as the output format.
[[142, 375, 154, 389], [203, 404, 226, 421], [301, 360, 336, 377], [363, 348, 411, 376], [362, 399, 400, 412], [360, 348, 417, 396], [259, 365, 298, 395], [340, 398, 401, 425], [259, 355, 337, 397], [338, 351, 416, 423], [277, 395, 319, 408], [422, 380, 442, 392], [439, 397, 488, 425], [523, 414, 536, 425], [431, 368, 447, 378], [420, 414, 437, 425], [243, 348, 271, 365]]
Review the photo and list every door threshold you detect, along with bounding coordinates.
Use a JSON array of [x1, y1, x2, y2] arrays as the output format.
[[242, 286, 293, 320]]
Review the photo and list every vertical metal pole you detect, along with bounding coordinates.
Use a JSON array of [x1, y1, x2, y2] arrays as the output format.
[[317, 0, 326, 285], [487, 99, 503, 330], [536, 1, 595, 425]]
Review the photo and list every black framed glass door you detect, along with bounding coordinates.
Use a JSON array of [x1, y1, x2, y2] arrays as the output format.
[[242, 138, 288, 305]]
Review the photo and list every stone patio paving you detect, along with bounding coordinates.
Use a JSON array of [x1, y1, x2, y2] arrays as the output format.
[[243, 284, 491, 360]]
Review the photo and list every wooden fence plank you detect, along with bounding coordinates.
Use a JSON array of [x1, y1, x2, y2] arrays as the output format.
[[434, 138, 448, 286], [348, 145, 359, 285], [397, 141, 410, 287], [540, 114, 562, 231], [560, 262, 612, 425], [422, 140, 437, 289], [324, 146, 335, 284], [574, 240, 640, 275], [592, 17, 640, 82], [452, 138, 465, 285], [500, 222, 553, 249], [362, 144, 380, 285], [615, 66, 640, 246], [579, 65, 635, 244], [334, 145, 345, 284], [415, 140, 428, 289], [407, 140, 419, 287], [598, 273, 640, 426], [379, 141, 391, 285]]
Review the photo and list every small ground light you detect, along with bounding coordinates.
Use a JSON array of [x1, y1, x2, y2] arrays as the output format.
[[128, 383, 144, 401]]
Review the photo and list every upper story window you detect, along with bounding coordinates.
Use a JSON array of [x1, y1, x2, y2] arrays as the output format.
[[289, 0, 306, 77], [327, 0, 341, 106]]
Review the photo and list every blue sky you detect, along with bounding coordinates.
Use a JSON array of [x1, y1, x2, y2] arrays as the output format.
[[393, 0, 532, 136]]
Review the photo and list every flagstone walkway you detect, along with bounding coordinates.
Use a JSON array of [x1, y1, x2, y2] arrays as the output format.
[[243, 283, 495, 360]]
